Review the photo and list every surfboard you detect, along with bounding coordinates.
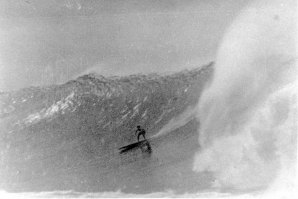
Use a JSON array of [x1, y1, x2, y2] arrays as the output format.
[[119, 139, 151, 154]]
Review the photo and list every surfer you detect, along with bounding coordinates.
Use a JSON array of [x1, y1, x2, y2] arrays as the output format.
[[135, 125, 146, 142], [119, 126, 151, 154]]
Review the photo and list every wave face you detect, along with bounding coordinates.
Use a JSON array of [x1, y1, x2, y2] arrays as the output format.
[[0, 63, 213, 193], [193, 0, 297, 193]]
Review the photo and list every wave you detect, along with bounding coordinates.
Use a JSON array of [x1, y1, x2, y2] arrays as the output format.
[[0, 63, 213, 193]]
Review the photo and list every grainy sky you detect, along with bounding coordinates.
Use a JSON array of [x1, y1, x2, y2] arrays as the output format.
[[0, 0, 250, 91]]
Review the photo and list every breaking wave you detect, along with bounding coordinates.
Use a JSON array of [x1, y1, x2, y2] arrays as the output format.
[[193, 0, 297, 194]]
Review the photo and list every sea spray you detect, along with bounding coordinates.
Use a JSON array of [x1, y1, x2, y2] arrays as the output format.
[[193, 0, 297, 191], [152, 105, 197, 138]]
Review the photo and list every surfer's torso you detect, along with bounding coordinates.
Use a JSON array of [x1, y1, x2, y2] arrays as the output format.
[[136, 128, 146, 136]]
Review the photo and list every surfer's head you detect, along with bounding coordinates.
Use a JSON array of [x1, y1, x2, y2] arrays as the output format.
[[137, 125, 141, 129]]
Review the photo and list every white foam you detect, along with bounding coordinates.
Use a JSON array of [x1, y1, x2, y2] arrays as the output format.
[[193, 0, 297, 193]]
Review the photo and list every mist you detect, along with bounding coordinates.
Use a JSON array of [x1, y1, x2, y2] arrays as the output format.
[[153, 105, 197, 138], [193, 0, 297, 193]]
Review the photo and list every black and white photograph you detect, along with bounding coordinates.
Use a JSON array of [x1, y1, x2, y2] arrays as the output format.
[[0, 0, 297, 198]]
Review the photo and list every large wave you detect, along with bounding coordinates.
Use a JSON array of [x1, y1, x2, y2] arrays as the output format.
[[193, 0, 297, 193]]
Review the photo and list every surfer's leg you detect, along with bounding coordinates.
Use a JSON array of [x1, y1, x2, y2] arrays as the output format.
[[137, 133, 141, 142], [142, 134, 146, 140]]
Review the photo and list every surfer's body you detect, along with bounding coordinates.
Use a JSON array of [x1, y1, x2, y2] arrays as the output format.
[[135, 125, 146, 142], [119, 126, 151, 154]]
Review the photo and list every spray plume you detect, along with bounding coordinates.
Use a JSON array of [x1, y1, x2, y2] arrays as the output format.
[[193, 0, 297, 193]]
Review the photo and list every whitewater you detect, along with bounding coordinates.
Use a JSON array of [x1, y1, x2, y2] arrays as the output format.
[[193, 0, 297, 197]]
